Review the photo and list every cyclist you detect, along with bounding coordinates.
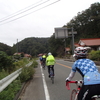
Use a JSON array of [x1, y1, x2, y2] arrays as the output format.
[[46, 52, 55, 78], [42, 54, 46, 68], [39, 55, 43, 65], [66, 47, 100, 100]]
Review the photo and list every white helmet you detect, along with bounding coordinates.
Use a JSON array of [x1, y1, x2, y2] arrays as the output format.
[[48, 52, 52, 55], [73, 47, 87, 59]]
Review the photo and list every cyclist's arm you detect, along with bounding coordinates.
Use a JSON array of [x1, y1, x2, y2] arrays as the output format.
[[66, 62, 77, 81], [66, 70, 76, 81]]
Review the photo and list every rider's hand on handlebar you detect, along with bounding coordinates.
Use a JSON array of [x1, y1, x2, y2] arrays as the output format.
[[66, 78, 70, 82]]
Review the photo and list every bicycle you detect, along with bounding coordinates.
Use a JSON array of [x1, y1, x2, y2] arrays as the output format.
[[41, 61, 46, 70], [66, 80, 100, 100], [50, 65, 54, 84]]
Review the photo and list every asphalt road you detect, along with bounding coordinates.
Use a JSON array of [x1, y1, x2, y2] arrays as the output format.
[[20, 59, 100, 100]]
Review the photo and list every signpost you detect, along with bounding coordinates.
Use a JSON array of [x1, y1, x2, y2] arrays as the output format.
[[55, 27, 68, 39], [54, 27, 77, 55]]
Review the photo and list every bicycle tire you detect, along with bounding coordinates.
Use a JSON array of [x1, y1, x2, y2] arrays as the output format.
[[71, 89, 77, 100], [50, 66, 54, 84], [51, 76, 54, 84], [42, 63, 45, 70]]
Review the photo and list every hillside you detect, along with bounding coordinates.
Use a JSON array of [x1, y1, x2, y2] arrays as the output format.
[[0, 42, 13, 55], [0, 2, 100, 57], [13, 37, 49, 56]]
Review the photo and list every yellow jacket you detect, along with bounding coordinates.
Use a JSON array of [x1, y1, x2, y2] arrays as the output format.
[[46, 55, 55, 66]]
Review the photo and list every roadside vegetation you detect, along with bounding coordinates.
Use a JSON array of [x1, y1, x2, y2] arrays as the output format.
[[0, 51, 38, 100], [89, 50, 100, 61]]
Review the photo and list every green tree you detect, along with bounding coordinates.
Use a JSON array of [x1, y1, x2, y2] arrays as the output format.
[[0, 51, 14, 72]]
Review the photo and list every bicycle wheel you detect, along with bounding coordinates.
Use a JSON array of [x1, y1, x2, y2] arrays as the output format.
[[51, 76, 54, 84], [42, 63, 45, 70], [71, 89, 77, 100], [50, 67, 54, 84], [91, 95, 100, 100]]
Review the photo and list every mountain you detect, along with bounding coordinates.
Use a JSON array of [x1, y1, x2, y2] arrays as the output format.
[[0, 42, 12, 55], [13, 37, 49, 56]]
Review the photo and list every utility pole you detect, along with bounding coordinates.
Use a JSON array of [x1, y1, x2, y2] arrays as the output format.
[[71, 27, 75, 55], [17, 39, 18, 53]]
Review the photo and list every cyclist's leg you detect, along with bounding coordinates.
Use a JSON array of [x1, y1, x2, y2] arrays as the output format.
[[52, 65, 54, 76], [78, 85, 90, 100], [78, 84, 100, 100], [44, 61, 46, 67], [43, 61, 45, 68], [47, 65, 50, 77], [85, 84, 100, 100]]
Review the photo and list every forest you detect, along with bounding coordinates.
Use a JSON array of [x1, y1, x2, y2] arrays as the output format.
[[0, 2, 100, 57]]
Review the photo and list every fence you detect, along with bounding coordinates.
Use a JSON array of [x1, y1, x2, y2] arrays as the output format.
[[0, 62, 33, 92]]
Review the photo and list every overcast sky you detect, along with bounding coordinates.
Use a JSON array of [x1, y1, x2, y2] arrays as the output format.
[[0, 0, 99, 46]]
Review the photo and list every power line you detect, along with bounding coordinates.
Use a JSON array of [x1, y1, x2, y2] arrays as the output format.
[[0, 0, 60, 25], [0, 0, 42, 21], [0, 0, 50, 23]]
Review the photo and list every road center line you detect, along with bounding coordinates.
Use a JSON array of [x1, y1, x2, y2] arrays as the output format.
[[40, 64, 50, 100], [56, 62, 72, 69]]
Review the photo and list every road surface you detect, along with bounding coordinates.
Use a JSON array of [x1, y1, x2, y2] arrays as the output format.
[[19, 59, 100, 100]]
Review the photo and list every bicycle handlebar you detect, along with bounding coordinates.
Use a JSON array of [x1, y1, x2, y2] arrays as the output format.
[[66, 80, 82, 90], [66, 81, 77, 90]]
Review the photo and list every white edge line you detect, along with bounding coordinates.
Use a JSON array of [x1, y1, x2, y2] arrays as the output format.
[[40, 64, 50, 100]]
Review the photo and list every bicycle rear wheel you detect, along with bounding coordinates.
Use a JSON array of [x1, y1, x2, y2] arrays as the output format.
[[51, 76, 54, 84], [71, 89, 77, 100], [42, 62, 45, 70]]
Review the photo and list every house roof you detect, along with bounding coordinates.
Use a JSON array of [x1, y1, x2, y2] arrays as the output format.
[[14, 53, 21, 55], [79, 38, 100, 46], [24, 54, 31, 57], [65, 47, 70, 51], [74, 43, 81, 47]]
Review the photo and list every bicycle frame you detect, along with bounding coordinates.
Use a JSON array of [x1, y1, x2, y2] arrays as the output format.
[[66, 80, 100, 100], [41, 61, 46, 69], [50, 65, 54, 84], [66, 80, 82, 100]]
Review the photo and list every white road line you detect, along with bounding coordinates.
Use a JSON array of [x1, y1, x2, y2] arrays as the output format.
[[40, 64, 50, 100]]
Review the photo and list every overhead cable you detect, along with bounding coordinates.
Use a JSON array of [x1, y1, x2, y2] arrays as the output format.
[[0, 0, 60, 25], [0, 0, 50, 23]]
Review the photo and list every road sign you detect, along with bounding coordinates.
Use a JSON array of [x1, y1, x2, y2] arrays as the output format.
[[54, 27, 77, 39], [55, 27, 68, 39], [54, 27, 77, 55]]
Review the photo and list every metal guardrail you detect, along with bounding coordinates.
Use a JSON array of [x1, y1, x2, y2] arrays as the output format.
[[0, 61, 33, 92]]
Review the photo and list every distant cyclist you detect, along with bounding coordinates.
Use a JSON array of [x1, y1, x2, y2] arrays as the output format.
[[42, 54, 46, 69], [39, 54, 43, 65], [46, 52, 55, 78], [66, 47, 100, 100]]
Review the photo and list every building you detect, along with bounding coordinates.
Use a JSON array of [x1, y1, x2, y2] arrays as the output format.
[[75, 38, 100, 50]]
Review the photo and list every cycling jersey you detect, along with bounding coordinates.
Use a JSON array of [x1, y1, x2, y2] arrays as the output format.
[[46, 55, 55, 66], [42, 55, 46, 62], [72, 59, 100, 85], [39, 56, 43, 61]]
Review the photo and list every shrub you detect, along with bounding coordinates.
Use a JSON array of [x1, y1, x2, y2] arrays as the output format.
[[0, 51, 14, 73], [19, 66, 35, 83], [0, 69, 9, 80], [89, 50, 100, 61], [0, 79, 21, 100], [31, 60, 38, 68], [13, 58, 29, 69]]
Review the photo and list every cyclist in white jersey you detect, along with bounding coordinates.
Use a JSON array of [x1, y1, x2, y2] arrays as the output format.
[[66, 47, 100, 100]]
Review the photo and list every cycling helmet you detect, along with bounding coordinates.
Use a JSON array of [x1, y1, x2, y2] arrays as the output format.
[[48, 52, 52, 55], [73, 47, 87, 59]]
